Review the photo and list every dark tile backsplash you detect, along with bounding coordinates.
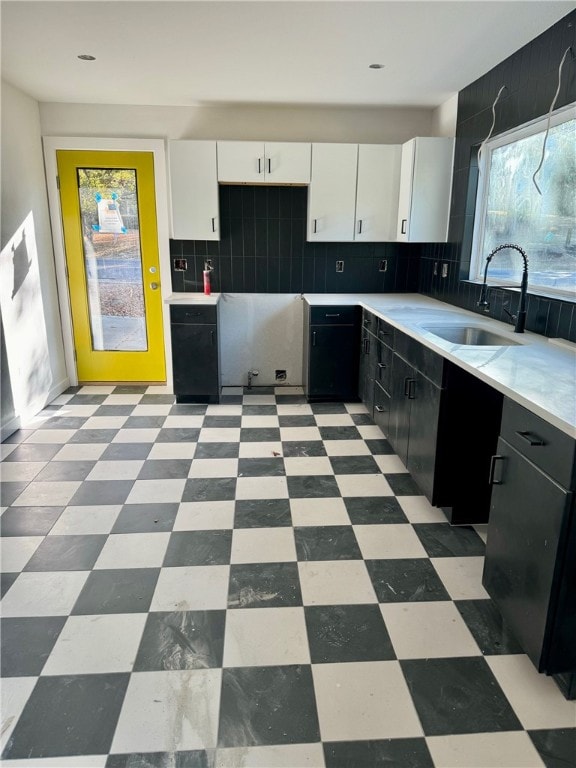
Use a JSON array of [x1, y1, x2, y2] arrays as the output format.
[[419, 9, 576, 342], [170, 185, 421, 295]]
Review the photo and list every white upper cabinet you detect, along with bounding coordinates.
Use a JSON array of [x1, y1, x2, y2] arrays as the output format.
[[307, 143, 358, 242], [396, 137, 455, 242], [308, 143, 402, 242], [217, 141, 311, 184], [168, 140, 219, 240], [355, 144, 401, 242]]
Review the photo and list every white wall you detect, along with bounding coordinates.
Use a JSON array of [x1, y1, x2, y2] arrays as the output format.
[[1, 81, 68, 437], [39, 102, 434, 144], [431, 94, 459, 137], [218, 294, 304, 387]]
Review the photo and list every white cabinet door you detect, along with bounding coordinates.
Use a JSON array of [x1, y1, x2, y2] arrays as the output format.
[[396, 139, 415, 242], [308, 143, 358, 241], [217, 141, 265, 183], [397, 137, 455, 242], [355, 144, 401, 242], [169, 140, 219, 240], [264, 142, 311, 183], [409, 137, 454, 242]]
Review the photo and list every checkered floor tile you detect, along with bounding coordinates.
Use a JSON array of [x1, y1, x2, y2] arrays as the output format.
[[1, 386, 575, 767]]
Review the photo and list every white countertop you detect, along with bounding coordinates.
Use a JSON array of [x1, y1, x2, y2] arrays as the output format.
[[305, 293, 576, 437], [164, 292, 221, 305]]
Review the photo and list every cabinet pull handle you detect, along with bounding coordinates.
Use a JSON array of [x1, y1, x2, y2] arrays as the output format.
[[401, 219, 407, 235], [364, 338, 370, 354], [258, 157, 262, 174], [375, 405, 384, 413], [267, 158, 271, 174], [404, 377, 410, 397], [489, 454, 505, 485], [312, 331, 317, 346], [313, 219, 318, 234], [407, 379, 416, 399], [186, 312, 202, 317], [211, 217, 216, 232], [357, 219, 363, 234], [325, 313, 340, 317], [211, 330, 215, 345], [515, 430, 546, 447], [377, 362, 386, 369]]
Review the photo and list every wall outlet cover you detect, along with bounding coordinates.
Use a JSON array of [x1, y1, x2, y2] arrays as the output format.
[[174, 258, 187, 271], [336, 260, 344, 273]]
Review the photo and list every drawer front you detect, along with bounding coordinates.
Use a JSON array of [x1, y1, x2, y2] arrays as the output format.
[[310, 305, 359, 325], [362, 309, 378, 335], [373, 381, 391, 435], [377, 318, 395, 348], [170, 304, 217, 325], [500, 398, 576, 489], [374, 341, 393, 393], [394, 329, 444, 386]]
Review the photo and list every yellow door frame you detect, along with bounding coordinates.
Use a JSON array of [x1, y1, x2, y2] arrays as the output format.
[[43, 137, 173, 390]]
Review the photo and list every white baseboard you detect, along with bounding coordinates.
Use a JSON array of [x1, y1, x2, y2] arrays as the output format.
[[0, 376, 70, 442]]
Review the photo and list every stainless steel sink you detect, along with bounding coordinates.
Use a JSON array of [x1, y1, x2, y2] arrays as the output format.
[[423, 325, 520, 346]]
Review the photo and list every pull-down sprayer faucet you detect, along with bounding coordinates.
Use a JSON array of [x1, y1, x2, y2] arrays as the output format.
[[477, 243, 529, 333]]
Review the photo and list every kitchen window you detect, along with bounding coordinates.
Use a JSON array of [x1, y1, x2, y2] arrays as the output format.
[[471, 105, 576, 299]]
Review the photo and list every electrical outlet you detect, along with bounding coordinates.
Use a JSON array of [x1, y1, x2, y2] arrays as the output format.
[[173, 258, 187, 271], [379, 260, 388, 272], [336, 260, 344, 273], [205, 259, 213, 270], [275, 369, 287, 381]]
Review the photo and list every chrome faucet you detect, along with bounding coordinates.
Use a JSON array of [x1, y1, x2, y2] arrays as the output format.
[[477, 243, 528, 333]]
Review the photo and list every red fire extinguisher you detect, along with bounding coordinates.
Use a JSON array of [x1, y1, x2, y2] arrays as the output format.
[[203, 261, 212, 295]]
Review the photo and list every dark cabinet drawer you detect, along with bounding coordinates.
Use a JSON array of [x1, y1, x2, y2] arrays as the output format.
[[310, 305, 359, 325], [362, 309, 378, 335], [375, 342, 393, 394], [374, 381, 391, 435], [377, 318, 395, 348], [500, 398, 576, 489], [170, 304, 217, 325], [394, 329, 444, 386]]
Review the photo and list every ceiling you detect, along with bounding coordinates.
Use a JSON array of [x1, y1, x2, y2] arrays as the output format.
[[1, 0, 573, 108]]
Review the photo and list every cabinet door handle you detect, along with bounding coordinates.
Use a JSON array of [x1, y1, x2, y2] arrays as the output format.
[[401, 219, 407, 235], [515, 430, 546, 447], [211, 217, 217, 232], [258, 157, 263, 174], [489, 454, 505, 485], [375, 405, 385, 413], [325, 313, 340, 317], [185, 311, 202, 317], [364, 338, 370, 354], [267, 158, 271, 174], [407, 379, 416, 399], [210, 330, 215, 346], [357, 219, 363, 235], [312, 331, 317, 346], [313, 219, 318, 234]]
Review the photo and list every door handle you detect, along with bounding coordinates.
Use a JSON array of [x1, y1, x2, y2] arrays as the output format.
[[258, 157, 263, 174], [267, 158, 271, 174], [515, 430, 546, 447], [488, 454, 505, 485], [150, 282, 159, 290], [211, 217, 217, 232], [357, 219, 363, 235], [312, 331, 317, 346], [313, 219, 318, 234]]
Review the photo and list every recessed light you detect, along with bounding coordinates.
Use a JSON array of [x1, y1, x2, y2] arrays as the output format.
[[77, 54, 96, 61], [369, 63, 385, 69]]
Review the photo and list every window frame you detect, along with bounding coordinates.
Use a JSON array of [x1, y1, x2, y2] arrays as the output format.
[[470, 102, 576, 300]]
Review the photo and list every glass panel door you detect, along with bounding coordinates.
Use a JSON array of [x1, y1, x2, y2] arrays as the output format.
[[77, 168, 147, 351], [57, 150, 166, 383]]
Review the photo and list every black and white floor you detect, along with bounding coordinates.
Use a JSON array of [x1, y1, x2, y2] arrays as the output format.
[[1, 386, 575, 768]]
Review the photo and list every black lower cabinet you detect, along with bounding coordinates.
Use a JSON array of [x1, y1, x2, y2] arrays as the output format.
[[304, 305, 360, 402], [170, 305, 220, 403], [382, 331, 503, 523], [483, 398, 576, 692]]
